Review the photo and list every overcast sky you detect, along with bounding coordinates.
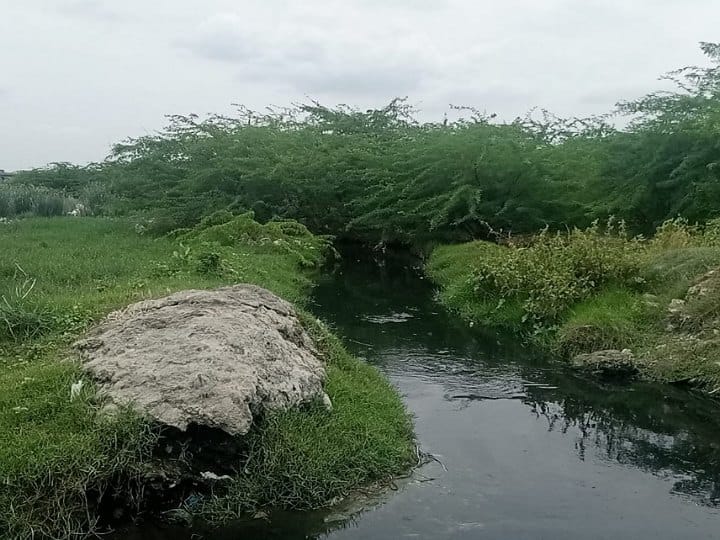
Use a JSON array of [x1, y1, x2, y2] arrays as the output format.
[[1, 0, 718, 170]]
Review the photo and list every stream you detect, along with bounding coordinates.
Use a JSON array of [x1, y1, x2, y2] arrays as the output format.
[[118, 253, 720, 539]]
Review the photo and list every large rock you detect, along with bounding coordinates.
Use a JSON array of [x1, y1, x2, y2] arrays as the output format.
[[75, 285, 328, 436], [571, 349, 638, 379]]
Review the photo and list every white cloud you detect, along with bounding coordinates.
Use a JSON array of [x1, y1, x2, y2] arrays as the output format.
[[56, 0, 134, 22], [178, 10, 441, 98]]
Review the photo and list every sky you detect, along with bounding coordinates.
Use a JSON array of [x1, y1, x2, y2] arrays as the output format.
[[0, 0, 718, 170]]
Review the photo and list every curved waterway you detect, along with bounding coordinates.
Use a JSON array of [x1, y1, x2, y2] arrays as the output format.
[[119, 254, 720, 539]]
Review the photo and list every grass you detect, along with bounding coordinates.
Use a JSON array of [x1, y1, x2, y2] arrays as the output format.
[[426, 223, 720, 390], [0, 217, 414, 539], [0, 183, 78, 218], [556, 287, 647, 356]]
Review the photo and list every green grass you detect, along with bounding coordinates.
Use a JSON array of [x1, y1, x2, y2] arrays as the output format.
[[641, 246, 720, 300], [0, 217, 414, 539], [556, 287, 647, 357]]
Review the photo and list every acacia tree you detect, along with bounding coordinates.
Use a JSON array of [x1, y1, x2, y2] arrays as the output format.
[[602, 42, 720, 229], [11, 43, 720, 242]]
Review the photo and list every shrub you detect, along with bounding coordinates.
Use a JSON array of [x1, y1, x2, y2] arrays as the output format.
[[79, 182, 115, 215], [195, 250, 223, 275], [178, 212, 331, 270], [469, 218, 645, 328]]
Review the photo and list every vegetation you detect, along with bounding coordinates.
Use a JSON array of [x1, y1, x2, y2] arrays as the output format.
[[427, 218, 720, 389], [3, 39, 720, 537], [0, 183, 82, 218], [11, 44, 720, 245], [0, 217, 414, 539], [429, 218, 645, 332]]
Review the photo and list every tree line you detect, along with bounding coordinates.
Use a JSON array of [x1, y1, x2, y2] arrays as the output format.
[[12, 43, 720, 246]]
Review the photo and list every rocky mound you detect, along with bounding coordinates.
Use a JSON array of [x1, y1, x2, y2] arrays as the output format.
[[666, 268, 720, 332], [571, 349, 639, 379], [75, 285, 329, 436]]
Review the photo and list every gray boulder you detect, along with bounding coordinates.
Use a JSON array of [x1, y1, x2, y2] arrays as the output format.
[[75, 284, 329, 436], [571, 349, 638, 378]]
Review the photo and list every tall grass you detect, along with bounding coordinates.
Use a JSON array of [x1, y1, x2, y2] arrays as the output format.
[[0, 184, 80, 218], [0, 265, 57, 342]]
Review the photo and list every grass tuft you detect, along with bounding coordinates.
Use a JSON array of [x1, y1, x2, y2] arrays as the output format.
[[556, 288, 647, 357]]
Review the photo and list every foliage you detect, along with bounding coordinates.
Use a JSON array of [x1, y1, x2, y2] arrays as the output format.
[[597, 42, 720, 230], [437, 219, 646, 330]]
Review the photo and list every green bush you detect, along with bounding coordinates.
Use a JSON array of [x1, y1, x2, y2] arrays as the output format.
[[469, 218, 645, 328], [177, 212, 331, 273]]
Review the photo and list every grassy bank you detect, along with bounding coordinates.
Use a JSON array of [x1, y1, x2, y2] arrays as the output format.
[[0, 216, 414, 539], [427, 219, 720, 390]]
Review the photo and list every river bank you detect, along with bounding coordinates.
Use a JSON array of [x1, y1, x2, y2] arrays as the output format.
[[0, 216, 414, 539], [426, 218, 720, 393]]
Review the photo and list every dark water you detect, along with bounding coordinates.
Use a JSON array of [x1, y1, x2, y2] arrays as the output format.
[[118, 255, 720, 539]]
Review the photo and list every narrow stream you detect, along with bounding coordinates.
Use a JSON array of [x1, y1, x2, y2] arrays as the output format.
[[119, 254, 720, 539]]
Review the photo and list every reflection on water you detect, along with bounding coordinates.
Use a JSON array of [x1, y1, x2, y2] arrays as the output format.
[[116, 251, 720, 539]]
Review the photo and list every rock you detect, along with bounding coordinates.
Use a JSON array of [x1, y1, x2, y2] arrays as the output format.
[[571, 349, 638, 379], [75, 284, 328, 436], [668, 298, 686, 313], [666, 269, 720, 330], [322, 392, 334, 411], [200, 471, 233, 482], [667, 297, 692, 329], [687, 269, 720, 301]]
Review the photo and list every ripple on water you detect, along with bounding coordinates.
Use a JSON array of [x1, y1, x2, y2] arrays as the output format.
[[373, 348, 530, 401], [361, 312, 415, 324]]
